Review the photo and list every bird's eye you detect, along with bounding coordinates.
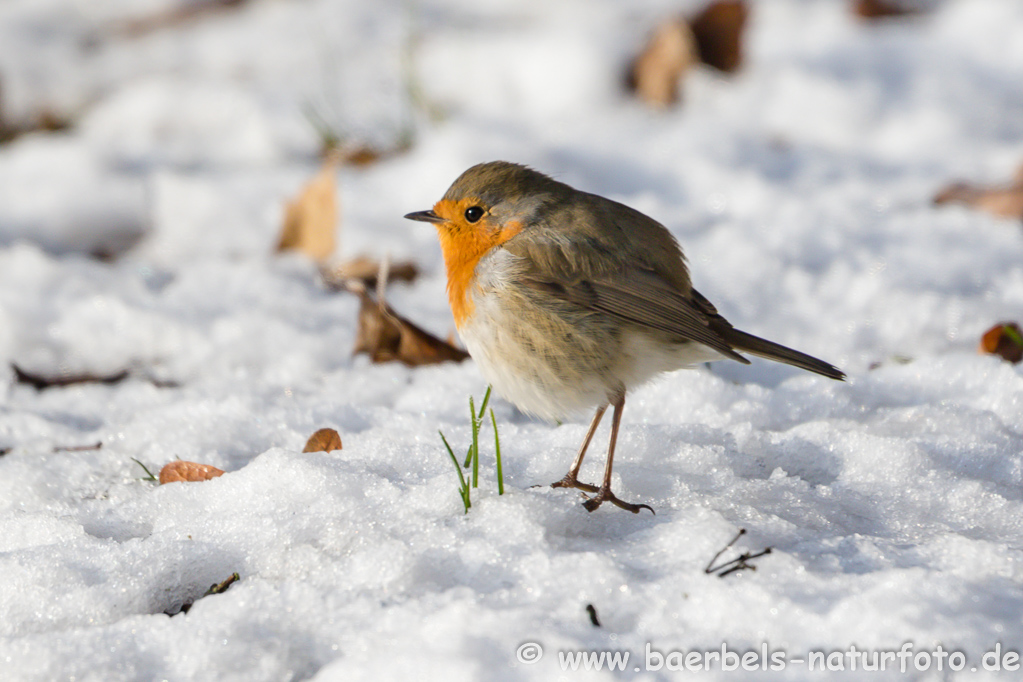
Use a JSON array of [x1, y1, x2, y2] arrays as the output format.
[[464, 206, 485, 223]]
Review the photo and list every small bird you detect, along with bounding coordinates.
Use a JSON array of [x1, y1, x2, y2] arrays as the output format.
[[406, 161, 844, 513]]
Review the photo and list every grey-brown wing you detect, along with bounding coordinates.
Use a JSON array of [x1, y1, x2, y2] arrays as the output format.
[[519, 263, 750, 363]]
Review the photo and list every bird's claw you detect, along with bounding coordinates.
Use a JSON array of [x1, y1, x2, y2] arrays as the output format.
[[582, 487, 655, 514], [550, 473, 600, 493], [553, 475, 654, 514]]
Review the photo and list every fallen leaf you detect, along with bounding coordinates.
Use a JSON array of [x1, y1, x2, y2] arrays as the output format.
[[690, 0, 748, 73], [159, 460, 225, 484], [0, 77, 73, 145], [276, 158, 339, 262], [321, 256, 420, 290], [979, 322, 1023, 364], [626, 19, 699, 108], [304, 106, 414, 165], [352, 288, 469, 367], [303, 428, 343, 453], [112, 0, 250, 38], [853, 0, 924, 19], [934, 174, 1023, 221]]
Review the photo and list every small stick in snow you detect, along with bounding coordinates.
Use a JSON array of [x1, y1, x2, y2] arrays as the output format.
[[53, 442, 103, 453], [704, 528, 772, 577]]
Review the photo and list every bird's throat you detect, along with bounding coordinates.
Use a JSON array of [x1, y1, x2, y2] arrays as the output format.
[[436, 221, 522, 328]]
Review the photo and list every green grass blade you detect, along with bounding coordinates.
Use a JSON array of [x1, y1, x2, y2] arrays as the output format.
[[463, 396, 476, 468], [469, 396, 480, 488], [131, 458, 158, 482], [490, 408, 504, 495], [439, 430, 470, 512], [477, 385, 492, 420]]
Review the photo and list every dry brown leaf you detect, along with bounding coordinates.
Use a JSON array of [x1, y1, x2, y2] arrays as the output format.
[[276, 159, 339, 262], [690, 0, 748, 74], [853, 0, 923, 19], [112, 0, 249, 38], [352, 289, 469, 367], [322, 256, 420, 290], [317, 135, 413, 167], [626, 19, 699, 108], [0, 78, 73, 145], [303, 428, 343, 453], [979, 322, 1023, 364], [159, 460, 225, 484], [934, 162, 1023, 221], [934, 182, 1023, 221]]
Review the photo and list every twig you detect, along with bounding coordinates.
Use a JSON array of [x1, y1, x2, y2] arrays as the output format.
[[54, 442, 103, 453], [705, 528, 772, 577]]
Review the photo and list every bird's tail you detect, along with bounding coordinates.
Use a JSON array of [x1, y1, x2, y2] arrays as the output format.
[[724, 329, 845, 381]]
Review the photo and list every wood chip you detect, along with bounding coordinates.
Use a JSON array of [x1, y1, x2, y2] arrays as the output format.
[[159, 461, 225, 484], [979, 322, 1023, 364], [303, 428, 343, 453]]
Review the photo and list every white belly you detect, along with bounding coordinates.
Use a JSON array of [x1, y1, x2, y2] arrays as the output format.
[[458, 249, 725, 421]]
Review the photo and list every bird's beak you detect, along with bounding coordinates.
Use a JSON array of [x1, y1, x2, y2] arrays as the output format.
[[404, 209, 444, 223]]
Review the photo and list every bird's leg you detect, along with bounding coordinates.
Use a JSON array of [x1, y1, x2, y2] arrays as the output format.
[[582, 396, 654, 514], [551, 404, 607, 493]]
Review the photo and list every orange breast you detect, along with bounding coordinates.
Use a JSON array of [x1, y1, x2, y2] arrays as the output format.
[[433, 200, 522, 328]]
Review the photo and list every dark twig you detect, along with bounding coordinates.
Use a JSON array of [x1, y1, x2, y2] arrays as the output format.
[[53, 442, 103, 453], [705, 528, 772, 577], [13, 363, 129, 390]]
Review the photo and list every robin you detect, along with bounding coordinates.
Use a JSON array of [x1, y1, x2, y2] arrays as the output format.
[[406, 161, 844, 513]]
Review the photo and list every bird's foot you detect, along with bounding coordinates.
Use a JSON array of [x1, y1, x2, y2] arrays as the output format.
[[551, 473, 599, 493], [581, 486, 655, 515]]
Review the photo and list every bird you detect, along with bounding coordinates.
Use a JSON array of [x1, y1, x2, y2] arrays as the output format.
[[405, 161, 844, 513]]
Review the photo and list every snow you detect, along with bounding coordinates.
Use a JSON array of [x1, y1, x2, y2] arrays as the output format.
[[2, 0, 1023, 679]]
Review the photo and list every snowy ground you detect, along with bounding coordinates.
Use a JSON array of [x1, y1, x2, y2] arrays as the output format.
[[2, 0, 1023, 679]]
